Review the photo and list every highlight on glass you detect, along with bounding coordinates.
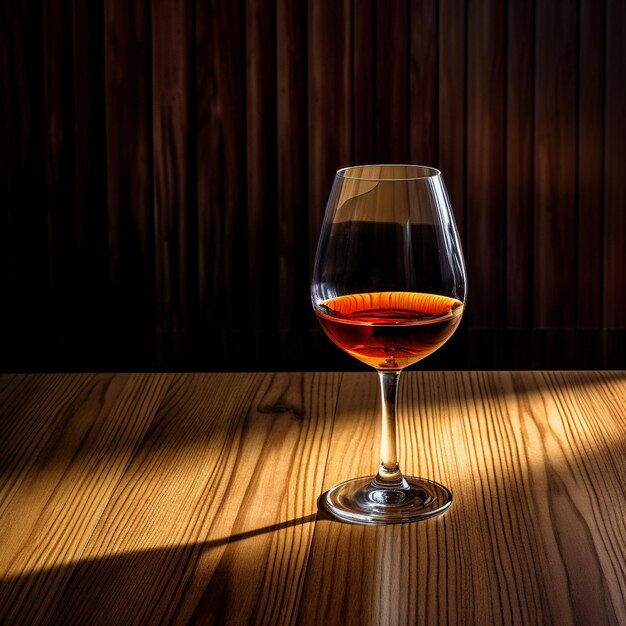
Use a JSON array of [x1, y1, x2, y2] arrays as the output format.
[[311, 165, 467, 524]]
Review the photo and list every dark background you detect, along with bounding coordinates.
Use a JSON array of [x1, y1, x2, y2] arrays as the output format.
[[1, 0, 624, 372]]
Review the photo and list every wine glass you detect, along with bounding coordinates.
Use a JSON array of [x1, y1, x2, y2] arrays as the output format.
[[311, 165, 467, 524]]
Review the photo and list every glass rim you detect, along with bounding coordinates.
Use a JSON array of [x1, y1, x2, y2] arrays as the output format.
[[336, 164, 442, 182]]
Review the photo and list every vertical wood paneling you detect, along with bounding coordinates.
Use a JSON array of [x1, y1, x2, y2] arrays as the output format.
[[72, 0, 108, 367], [104, 0, 155, 365], [196, 0, 248, 350], [409, 0, 437, 166], [44, 0, 77, 360], [277, 0, 309, 334], [438, 0, 467, 242], [0, 1, 50, 368], [506, 0, 534, 331], [353, 0, 375, 165], [466, 0, 506, 331], [1, 0, 624, 371], [246, 0, 277, 335], [374, 0, 409, 163], [577, 0, 605, 330], [308, 0, 352, 264], [152, 0, 196, 364], [604, 0, 626, 332], [533, 0, 578, 330]]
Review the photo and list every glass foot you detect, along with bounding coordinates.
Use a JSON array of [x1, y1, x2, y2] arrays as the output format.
[[323, 475, 452, 525]]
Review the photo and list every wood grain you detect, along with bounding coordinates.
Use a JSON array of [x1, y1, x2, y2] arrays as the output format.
[[0, 373, 172, 624], [0, 371, 625, 625], [299, 370, 626, 625], [46, 372, 339, 625]]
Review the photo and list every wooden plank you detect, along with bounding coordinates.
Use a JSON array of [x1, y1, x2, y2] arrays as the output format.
[[308, 0, 352, 268], [0, 0, 50, 369], [466, 0, 506, 330], [103, 0, 155, 366], [1, 372, 625, 623], [43, 0, 77, 364], [46, 372, 341, 625], [299, 371, 626, 625], [438, 0, 467, 243], [577, 0, 605, 330], [152, 0, 196, 365], [0, 374, 87, 509], [0, 373, 172, 625], [196, 0, 248, 342], [604, 0, 626, 331], [506, 0, 534, 329], [409, 0, 437, 166], [72, 0, 108, 368], [374, 0, 409, 163], [533, 0, 577, 329], [353, 0, 375, 164], [276, 0, 310, 337], [246, 0, 277, 336]]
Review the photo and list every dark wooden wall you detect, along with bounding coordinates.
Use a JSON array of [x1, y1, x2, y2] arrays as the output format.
[[1, 0, 625, 372]]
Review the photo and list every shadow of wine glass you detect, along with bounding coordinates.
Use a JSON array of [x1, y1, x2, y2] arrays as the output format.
[[0, 512, 320, 625]]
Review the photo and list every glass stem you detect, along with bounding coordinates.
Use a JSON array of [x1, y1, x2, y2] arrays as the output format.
[[374, 371, 409, 490]]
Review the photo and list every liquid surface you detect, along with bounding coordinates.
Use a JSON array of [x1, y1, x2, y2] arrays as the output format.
[[315, 292, 463, 369]]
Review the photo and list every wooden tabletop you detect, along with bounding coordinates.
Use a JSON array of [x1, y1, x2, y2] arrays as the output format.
[[1, 371, 625, 625]]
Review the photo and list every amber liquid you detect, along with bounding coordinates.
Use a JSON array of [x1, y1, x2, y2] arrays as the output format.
[[315, 292, 463, 369]]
